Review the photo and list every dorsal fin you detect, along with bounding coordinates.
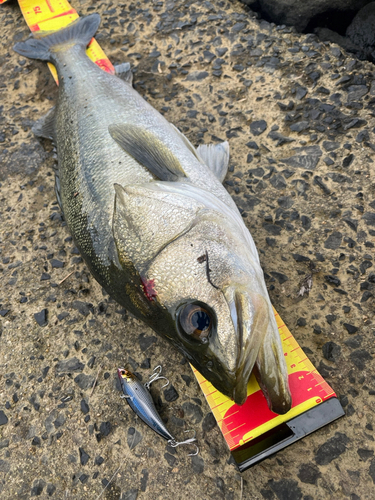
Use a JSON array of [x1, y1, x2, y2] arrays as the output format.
[[109, 124, 187, 181], [197, 142, 230, 183]]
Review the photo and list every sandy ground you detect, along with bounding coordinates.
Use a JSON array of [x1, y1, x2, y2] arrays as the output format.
[[0, 0, 374, 499]]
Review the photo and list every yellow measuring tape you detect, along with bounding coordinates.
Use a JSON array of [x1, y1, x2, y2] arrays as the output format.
[[6, 0, 342, 469], [17, 0, 114, 82]]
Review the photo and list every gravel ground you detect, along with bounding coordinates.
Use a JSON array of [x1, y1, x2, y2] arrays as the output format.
[[0, 1, 374, 499]]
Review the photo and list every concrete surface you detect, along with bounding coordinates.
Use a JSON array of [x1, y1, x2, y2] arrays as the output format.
[[0, 0, 374, 499]]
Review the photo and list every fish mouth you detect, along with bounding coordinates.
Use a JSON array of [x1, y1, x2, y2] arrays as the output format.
[[223, 285, 269, 406], [223, 284, 292, 412]]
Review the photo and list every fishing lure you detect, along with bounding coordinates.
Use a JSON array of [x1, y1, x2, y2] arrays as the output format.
[[118, 367, 198, 455]]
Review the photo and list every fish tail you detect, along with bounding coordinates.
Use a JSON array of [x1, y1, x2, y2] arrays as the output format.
[[13, 13, 101, 62]]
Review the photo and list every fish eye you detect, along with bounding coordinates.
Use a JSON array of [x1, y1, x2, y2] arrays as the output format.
[[178, 303, 212, 342]]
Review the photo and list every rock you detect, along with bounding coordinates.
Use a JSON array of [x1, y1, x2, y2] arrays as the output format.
[[0, 460, 10, 473], [0, 410, 8, 426], [250, 120, 267, 136], [370, 458, 375, 484], [363, 212, 375, 226], [269, 174, 287, 190], [185, 71, 209, 81], [127, 427, 142, 449], [297, 318, 307, 327], [181, 374, 191, 386], [140, 469, 148, 492], [270, 271, 288, 284], [292, 253, 310, 262], [324, 232, 342, 250], [202, 412, 216, 433], [31, 436, 41, 446], [50, 259, 64, 268], [99, 421, 112, 437], [357, 448, 374, 461], [182, 402, 203, 424], [346, 335, 363, 356], [315, 432, 350, 465], [46, 484, 56, 496], [251, 0, 370, 32], [164, 452, 177, 467], [350, 350, 373, 370], [80, 399, 89, 415], [344, 323, 359, 334], [268, 478, 302, 500], [325, 275, 341, 286], [191, 455, 204, 474], [72, 300, 93, 316], [290, 121, 309, 133], [79, 447, 90, 466], [297, 463, 321, 484], [163, 385, 179, 402], [34, 309, 48, 327], [30, 479, 46, 497], [282, 154, 320, 170], [56, 357, 84, 373], [138, 333, 157, 351], [121, 489, 139, 500], [343, 154, 354, 167], [74, 373, 94, 390], [0, 439, 9, 449], [325, 314, 336, 325], [322, 341, 341, 362], [346, 3, 375, 62], [0, 141, 46, 178]]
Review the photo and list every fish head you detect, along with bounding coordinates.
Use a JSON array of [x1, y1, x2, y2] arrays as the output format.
[[113, 182, 291, 410], [145, 218, 273, 406], [117, 368, 136, 383]]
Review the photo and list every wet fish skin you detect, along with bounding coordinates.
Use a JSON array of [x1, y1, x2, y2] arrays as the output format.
[[14, 15, 291, 412]]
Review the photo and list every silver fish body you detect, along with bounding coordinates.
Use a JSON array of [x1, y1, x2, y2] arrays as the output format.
[[14, 15, 291, 412]]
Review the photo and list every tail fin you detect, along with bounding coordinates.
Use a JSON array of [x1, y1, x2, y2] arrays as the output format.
[[13, 14, 101, 62]]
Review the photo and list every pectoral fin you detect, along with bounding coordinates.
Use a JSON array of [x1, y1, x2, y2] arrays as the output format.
[[114, 62, 133, 84], [109, 124, 187, 181], [197, 142, 229, 183]]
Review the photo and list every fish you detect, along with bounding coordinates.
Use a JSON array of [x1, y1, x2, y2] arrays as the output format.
[[117, 367, 197, 453], [14, 14, 291, 412]]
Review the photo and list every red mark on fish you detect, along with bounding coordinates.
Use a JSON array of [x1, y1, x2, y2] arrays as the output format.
[[141, 277, 157, 301]]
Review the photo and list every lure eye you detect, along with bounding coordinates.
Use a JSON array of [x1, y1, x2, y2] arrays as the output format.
[[178, 303, 212, 342]]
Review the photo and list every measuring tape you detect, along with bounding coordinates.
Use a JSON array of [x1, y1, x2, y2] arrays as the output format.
[[7, 0, 340, 462], [17, 0, 114, 82], [193, 308, 336, 450]]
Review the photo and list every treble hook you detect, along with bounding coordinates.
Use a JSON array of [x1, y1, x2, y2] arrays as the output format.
[[144, 365, 170, 390], [168, 430, 199, 456]]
